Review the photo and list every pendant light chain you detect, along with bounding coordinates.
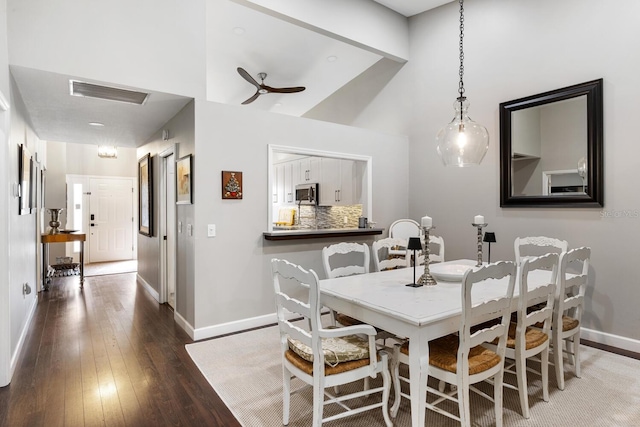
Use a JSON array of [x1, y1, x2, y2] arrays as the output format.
[[458, 0, 466, 120]]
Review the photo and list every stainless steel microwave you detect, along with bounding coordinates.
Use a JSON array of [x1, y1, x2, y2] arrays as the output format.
[[295, 183, 318, 205]]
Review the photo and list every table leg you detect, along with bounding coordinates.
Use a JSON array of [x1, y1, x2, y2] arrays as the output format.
[[409, 334, 429, 427], [79, 241, 85, 288], [42, 242, 49, 291]]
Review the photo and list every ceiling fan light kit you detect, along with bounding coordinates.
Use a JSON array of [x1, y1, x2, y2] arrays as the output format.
[[237, 67, 305, 105]]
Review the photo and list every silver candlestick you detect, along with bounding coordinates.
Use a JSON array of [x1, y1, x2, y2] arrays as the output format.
[[472, 222, 488, 266], [417, 226, 438, 286]]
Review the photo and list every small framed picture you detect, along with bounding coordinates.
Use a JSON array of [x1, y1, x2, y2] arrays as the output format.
[[19, 144, 32, 215], [138, 153, 153, 236], [176, 154, 192, 204], [222, 171, 243, 199]]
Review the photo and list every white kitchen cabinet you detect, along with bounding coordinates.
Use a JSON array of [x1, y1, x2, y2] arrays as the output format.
[[319, 158, 355, 206], [283, 161, 294, 204], [273, 163, 284, 204], [298, 157, 320, 183]]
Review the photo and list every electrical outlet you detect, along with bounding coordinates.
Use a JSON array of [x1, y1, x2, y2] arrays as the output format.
[[343, 216, 348, 225]]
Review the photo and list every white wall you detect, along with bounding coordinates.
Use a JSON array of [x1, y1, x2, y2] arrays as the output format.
[[0, 0, 12, 387], [190, 101, 409, 336], [345, 0, 640, 348]]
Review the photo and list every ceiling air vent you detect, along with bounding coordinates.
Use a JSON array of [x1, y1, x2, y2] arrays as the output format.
[[69, 80, 149, 105]]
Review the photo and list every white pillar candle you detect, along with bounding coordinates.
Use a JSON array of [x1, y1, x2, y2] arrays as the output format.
[[474, 215, 485, 224], [421, 215, 432, 228]]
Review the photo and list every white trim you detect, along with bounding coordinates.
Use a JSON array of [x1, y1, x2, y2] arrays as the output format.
[[193, 313, 278, 341], [174, 310, 195, 340], [5, 297, 38, 386], [136, 274, 159, 302], [581, 327, 640, 354], [190, 309, 329, 342]]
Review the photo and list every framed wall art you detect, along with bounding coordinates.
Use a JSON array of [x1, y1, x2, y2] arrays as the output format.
[[138, 153, 153, 236], [176, 154, 192, 204], [222, 171, 242, 199], [19, 144, 32, 215]]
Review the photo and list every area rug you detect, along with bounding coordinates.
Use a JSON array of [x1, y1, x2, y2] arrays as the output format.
[[84, 260, 137, 277], [186, 325, 640, 426]]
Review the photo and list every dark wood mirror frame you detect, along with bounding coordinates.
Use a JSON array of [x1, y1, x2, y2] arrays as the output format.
[[500, 79, 603, 207]]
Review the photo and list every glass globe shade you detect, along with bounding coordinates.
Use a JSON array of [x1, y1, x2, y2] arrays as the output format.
[[436, 97, 489, 167]]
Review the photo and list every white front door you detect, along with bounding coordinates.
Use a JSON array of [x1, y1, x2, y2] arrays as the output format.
[[89, 177, 135, 263]]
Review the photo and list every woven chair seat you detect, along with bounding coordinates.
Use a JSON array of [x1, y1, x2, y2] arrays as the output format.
[[562, 315, 579, 331], [399, 334, 501, 375], [284, 349, 378, 376], [503, 322, 549, 350]]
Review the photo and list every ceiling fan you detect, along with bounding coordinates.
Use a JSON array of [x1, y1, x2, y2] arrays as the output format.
[[237, 67, 305, 105]]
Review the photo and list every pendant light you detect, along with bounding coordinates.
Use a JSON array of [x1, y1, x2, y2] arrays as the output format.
[[436, 0, 489, 167]]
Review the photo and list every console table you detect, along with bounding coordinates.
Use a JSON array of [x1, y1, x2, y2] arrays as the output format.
[[41, 233, 86, 290]]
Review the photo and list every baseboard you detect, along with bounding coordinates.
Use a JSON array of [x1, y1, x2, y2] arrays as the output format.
[[581, 327, 640, 354], [136, 274, 159, 302], [7, 296, 38, 385], [192, 313, 278, 341], [190, 310, 332, 342], [174, 310, 196, 340]]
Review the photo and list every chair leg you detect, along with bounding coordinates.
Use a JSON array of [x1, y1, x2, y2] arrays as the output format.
[[554, 333, 565, 391], [573, 335, 582, 378], [515, 350, 530, 419], [458, 379, 472, 427], [390, 345, 402, 417], [282, 367, 291, 425], [381, 366, 393, 427], [494, 370, 504, 427], [312, 377, 324, 427], [541, 346, 550, 402]]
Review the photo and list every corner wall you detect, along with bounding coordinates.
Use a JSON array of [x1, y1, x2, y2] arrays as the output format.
[[191, 101, 409, 336]]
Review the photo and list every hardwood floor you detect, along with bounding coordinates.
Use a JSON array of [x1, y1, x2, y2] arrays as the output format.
[[0, 273, 241, 427]]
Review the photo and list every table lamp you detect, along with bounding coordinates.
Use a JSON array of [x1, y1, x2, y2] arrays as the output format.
[[406, 237, 423, 287], [483, 232, 497, 264]]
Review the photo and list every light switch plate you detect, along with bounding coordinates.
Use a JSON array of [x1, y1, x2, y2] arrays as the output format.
[[207, 224, 216, 237], [187, 224, 192, 236], [178, 221, 182, 233]]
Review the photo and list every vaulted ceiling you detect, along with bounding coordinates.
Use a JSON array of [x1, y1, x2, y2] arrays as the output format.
[[10, 0, 452, 148]]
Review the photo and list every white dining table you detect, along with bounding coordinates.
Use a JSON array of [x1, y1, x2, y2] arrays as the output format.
[[319, 259, 554, 427]]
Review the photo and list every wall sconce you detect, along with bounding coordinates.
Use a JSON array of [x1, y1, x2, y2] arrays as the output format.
[[98, 146, 118, 159]]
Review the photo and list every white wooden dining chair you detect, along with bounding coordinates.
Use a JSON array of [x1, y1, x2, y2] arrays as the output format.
[[322, 242, 369, 327], [388, 219, 420, 257], [413, 234, 445, 265], [390, 261, 517, 427], [372, 237, 410, 272], [492, 253, 558, 419], [514, 236, 568, 265], [271, 258, 393, 427], [553, 247, 590, 390]]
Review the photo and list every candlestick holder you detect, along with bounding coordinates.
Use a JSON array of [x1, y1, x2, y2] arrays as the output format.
[[472, 222, 488, 266], [417, 226, 438, 286]]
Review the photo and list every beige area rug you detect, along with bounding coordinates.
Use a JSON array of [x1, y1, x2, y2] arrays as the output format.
[[84, 260, 137, 277], [186, 325, 640, 427]]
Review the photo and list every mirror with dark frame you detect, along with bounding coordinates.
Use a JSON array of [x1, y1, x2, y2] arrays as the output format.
[[500, 79, 603, 207]]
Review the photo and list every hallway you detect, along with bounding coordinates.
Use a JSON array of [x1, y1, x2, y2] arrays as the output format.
[[0, 273, 239, 427]]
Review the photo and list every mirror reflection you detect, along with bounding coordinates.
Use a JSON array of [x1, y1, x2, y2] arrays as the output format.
[[500, 79, 603, 207]]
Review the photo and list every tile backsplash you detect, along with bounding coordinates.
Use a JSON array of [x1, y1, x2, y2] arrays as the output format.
[[298, 204, 363, 229]]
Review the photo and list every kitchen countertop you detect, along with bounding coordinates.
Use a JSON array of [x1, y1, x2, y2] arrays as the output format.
[[263, 227, 385, 241]]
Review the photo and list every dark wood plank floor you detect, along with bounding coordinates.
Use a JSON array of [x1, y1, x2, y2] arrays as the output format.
[[0, 273, 241, 427]]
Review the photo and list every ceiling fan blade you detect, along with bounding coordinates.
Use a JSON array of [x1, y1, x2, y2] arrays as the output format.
[[237, 67, 261, 89], [264, 86, 306, 94], [241, 91, 260, 105]]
